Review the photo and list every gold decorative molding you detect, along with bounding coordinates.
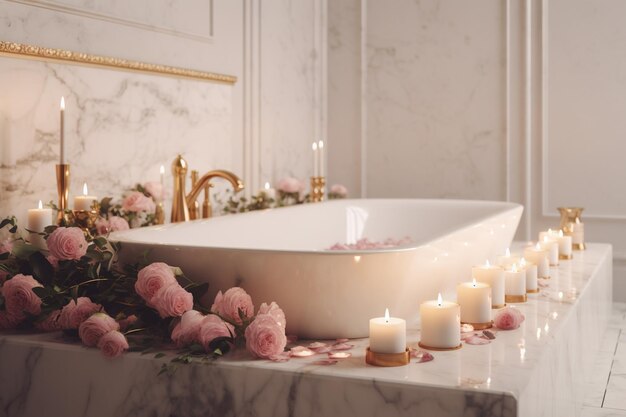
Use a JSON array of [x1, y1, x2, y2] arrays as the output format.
[[0, 41, 237, 85]]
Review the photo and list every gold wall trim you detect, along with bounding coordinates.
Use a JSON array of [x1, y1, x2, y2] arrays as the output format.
[[0, 41, 237, 84]]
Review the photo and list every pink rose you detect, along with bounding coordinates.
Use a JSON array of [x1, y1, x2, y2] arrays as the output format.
[[59, 297, 102, 329], [329, 184, 348, 198], [35, 310, 61, 332], [95, 217, 109, 235], [135, 262, 177, 304], [0, 310, 22, 329], [245, 314, 287, 359], [211, 287, 254, 325], [0, 238, 13, 255], [144, 182, 164, 201], [1, 274, 42, 317], [171, 310, 204, 347], [96, 216, 131, 235], [276, 177, 303, 193], [494, 307, 525, 330], [151, 283, 193, 318], [78, 313, 120, 347], [118, 314, 138, 332], [122, 191, 156, 214], [198, 314, 234, 352], [97, 330, 129, 358], [47, 227, 88, 261], [258, 302, 286, 329]]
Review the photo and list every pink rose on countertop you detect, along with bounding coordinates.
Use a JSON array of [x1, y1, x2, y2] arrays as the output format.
[[494, 307, 525, 330], [258, 301, 286, 329], [0, 310, 23, 329], [79, 313, 120, 347], [47, 227, 88, 261], [198, 314, 235, 352], [0, 238, 13, 255], [35, 310, 61, 332], [144, 182, 164, 201], [211, 287, 254, 324], [171, 310, 204, 347], [245, 314, 287, 359], [59, 297, 102, 329], [135, 262, 177, 304], [2, 274, 43, 317], [151, 283, 193, 318], [97, 330, 129, 358], [122, 191, 156, 214], [329, 184, 348, 198], [276, 177, 302, 194]]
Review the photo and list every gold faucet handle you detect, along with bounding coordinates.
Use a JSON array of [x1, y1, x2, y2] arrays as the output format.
[[202, 183, 214, 219], [190, 170, 200, 220]]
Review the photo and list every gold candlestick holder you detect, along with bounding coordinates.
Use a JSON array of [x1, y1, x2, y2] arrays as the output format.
[[365, 347, 410, 367], [70, 204, 100, 231], [558, 207, 585, 250], [310, 176, 326, 203], [55, 164, 70, 226], [155, 202, 165, 225]]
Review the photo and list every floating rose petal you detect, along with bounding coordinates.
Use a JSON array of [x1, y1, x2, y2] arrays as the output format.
[[335, 338, 349, 343], [332, 343, 354, 351], [328, 351, 352, 359], [290, 346, 316, 357], [269, 352, 291, 362], [464, 335, 490, 345], [311, 359, 338, 366], [412, 350, 434, 363], [461, 323, 474, 333], [308, 342, 327, 349], [482, 330, 496, 340]]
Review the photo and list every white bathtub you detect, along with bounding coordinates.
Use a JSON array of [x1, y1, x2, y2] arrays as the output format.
[[111, 199, 522, 338]]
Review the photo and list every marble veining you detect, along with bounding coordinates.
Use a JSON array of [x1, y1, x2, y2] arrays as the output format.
[[0, 243, 613, 417]]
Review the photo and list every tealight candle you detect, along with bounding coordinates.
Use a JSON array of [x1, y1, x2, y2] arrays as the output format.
[[540, 235, 559, 266], [538, 228, 558, 242], [472, 260, 505, 308], [497, 248, 520, 269], [556, 229, 573, 259], [419, 293, 461, 350], [520, 258, 538, 293], [74, 182, 98, 211], [504, 263, 527, 303], [27, 200, 53, 250], [369, 308, 406, 354], [262, 182, 276, 200], [524, 244, 550, 278], [457, 278, 492, 329]]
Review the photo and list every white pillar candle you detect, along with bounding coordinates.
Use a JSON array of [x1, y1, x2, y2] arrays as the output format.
[[540, 235, 559, 266], [27, 200, 53, 250], [369, 308, 406, 354], [497, 248, 520, 269], [569, 220, 584, 247], [262, 182, 277, 200], [524, 244, 550, 278], [556, 229, 572, 259], [520, 258, 538, 293], [504, 263, 526, 302], [457, 278, 491, 326], [419, 293, 461, 349], [538, 228, 559, 242], [472, 260, 505, 308], [74, 182, 98, 211]]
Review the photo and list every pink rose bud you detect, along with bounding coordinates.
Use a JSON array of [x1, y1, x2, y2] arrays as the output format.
[[171, 310, 205, 347], [1, 274, 43, 317], [198, 314, 234, 352], [78, 313, 120, 347], [35, 310, 61, 332], [97, 330, 129, 358], [258, 301, 286, 329], [494, 307, 525, 330], [122, 191, 156, 214], [59, 297, 102, 329], [135, 262, 177, 305], [47, 227, 88, 260], [210, 287, 254, 325], [151, 283, 193, 318], [245, 314, 287, 359]]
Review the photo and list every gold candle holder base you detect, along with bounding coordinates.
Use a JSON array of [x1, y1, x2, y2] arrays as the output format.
[[527, 288, 540, 294], [461, 321, 493, 330], [573, 243, 586, 251], [492, 303, 506, 309], [505, 294, 527, 303], [155, 201, 165, 225], [310, 176, 326, 203], [365, 347, 410, 367], [559, 254, 573, 260], [70, 209, 99, 231], [56, 164, 70, 226], [417, 342, 463, 351]]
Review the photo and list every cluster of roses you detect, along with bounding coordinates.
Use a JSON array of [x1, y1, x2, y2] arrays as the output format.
[[135, 262, 287, 359], [95, 181, 164, 233], [274, 178, 348, 203]]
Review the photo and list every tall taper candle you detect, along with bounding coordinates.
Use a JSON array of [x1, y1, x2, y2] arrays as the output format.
[[60, 96, 65, 164], [318, 140, 324, 177], [312, 142, 319, 177]]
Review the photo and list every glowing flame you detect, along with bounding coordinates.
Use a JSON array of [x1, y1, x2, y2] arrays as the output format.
[[82, 182, 89, 196], [558, 229, 564, 237], [264, 182, 271, 190], [543, 235, 549, 243], [437, 293, 443, 306], [505, 248, 511, 257], [547, 228, 553, 234], [520, 258, 527, 267], [535, 242, 542, 250], [38, 200, 43, 209], [312, 142, 318, 151], [511, 263, 518, 273], [60, 96, 65, 110], [318, 140, 324, 149], [575, 217, 581, 224], [472, 278, 477, 287], [384, 308, 390, 322], [160, 165, 165, 175], [485, 259, 491, 267]]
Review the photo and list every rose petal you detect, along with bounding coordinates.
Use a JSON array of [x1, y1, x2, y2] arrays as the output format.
[[269, 352, 291, 362], [331, 343, 354, 351], [308, 342, 327, 349], [415, 351, 434, 363], [482, 330, 496, 340], [290, 347, 316, 357], [464, 335, 491, 345], [328, 351, 351, 359], [311, 359, 338, 366], [461, 323, 475, 333], [335, 338, 349, 343]]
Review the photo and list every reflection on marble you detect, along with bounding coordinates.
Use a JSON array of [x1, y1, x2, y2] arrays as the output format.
[[0, 56, 233, 224], [0, 244, 613, 417]]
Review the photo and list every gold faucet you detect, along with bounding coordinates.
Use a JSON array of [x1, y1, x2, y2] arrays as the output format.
[[170, 155, 244, 223]]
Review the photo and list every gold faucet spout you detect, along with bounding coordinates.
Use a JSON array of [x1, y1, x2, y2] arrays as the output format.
[[186, 170, 244, 207]]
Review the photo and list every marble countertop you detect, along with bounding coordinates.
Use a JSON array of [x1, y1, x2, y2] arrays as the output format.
[[0, 243, 613, 417]]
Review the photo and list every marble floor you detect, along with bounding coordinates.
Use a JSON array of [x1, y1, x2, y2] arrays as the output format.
[[583, 302, 626, 417]]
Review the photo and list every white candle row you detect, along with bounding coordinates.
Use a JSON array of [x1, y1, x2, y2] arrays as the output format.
[[311, 140, 325, 177]]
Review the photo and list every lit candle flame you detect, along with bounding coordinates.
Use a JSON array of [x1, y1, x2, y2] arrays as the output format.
[[437, 293, 442, 306], [384, 308, 390, 322], [505, 248, 511, 257], [312, 142, 318, 151], [535, 242, 542, 250], [575, 217, 581, 224], [264, 182, 270, 190], [485, 259, 491, 267], [520, 258, 527, 267], [511, 263, 518, 273], [82, 182, 89, 196], [543, 235, 549, 243], [472, 278, 477, 287], [558, 229, 564, 237], [60, 96, 65, 110], [318, 140, 324, 149], [160, 165, 165, 175], [38, 200, 43, 209], [547, 228, 553, 234]]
